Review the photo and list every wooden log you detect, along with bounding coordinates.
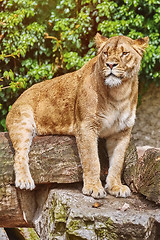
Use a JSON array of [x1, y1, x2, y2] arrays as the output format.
[[124, 148, 160, 204], [0, 132, 109, 227], [0, 132, 111, 185]]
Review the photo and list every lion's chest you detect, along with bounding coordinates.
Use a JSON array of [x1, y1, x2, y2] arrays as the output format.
[[99, 104, 135, 137]]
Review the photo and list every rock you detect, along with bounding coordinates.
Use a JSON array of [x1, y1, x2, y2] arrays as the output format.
[[0, 131, 160, 235], [0, 228, 8, 240], [33, 185, 160, 240]]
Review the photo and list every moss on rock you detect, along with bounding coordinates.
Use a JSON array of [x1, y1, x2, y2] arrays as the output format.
[[95, 218, 118, 240], [67, 219, 81, 232]]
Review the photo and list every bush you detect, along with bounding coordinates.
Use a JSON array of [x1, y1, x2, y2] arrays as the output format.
[[0, 0, 160, 131]]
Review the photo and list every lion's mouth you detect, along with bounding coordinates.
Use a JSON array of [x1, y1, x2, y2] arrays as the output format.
[[108, 73, 117, 77], [107, 72, 123, 79]]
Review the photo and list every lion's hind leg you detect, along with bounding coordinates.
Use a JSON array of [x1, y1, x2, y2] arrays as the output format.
[[6, 106, 36, 190]]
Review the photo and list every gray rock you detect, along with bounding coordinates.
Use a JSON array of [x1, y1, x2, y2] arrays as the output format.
[[33, 185, 160, 240]]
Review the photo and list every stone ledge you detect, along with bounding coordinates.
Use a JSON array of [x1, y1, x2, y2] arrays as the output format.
[[34, 185, 160, 240]]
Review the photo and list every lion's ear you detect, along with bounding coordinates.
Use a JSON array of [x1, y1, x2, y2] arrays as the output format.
[[94, 33, 108, 49], [134, 36, 149, 53]]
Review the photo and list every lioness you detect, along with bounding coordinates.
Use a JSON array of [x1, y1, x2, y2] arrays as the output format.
[[6, 33, 148, 198]]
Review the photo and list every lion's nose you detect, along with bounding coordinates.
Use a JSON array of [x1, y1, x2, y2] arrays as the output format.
[[106, 63, 118, 69]]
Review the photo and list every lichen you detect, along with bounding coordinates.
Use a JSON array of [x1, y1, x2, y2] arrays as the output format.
[[54, 200, 67, 223], [19, 228, 39, 240], [27, 228, 39, 240], [49, 197, 68, 224], [48, 197, 68, 239], [49, 198, 56, 222], [95, 218, 118, 240], [48, 197, 118, 240], [67, 219, 81, 232]]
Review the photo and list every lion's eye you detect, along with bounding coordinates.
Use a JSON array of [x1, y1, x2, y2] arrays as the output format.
[[122, 52, 129, 56], [103, 51, 108, 56]]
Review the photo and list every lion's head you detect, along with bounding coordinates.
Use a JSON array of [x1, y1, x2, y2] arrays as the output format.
[[95, 33, 149, 88]]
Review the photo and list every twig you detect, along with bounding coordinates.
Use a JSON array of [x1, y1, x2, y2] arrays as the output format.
[[0, 86, 10, 90]]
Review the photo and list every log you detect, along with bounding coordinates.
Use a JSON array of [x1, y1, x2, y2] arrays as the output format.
[[0, 133, 138, 188], [0, 132, 109, 227], [124, 147, 160, 204]]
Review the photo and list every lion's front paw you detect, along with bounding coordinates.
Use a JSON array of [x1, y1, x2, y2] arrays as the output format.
[[105, 183, 131, 198], [15, 174, 35, 191], [82, 183, 106, 199]]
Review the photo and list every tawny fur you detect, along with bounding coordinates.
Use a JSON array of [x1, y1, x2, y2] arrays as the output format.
[[6, 33, 149, 198]]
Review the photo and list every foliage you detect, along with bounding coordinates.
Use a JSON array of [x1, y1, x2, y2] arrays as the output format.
[[0, 0, 160, 131]]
